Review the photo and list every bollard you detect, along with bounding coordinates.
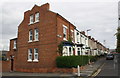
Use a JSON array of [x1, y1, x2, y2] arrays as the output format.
[[77, 65, 80, 76]]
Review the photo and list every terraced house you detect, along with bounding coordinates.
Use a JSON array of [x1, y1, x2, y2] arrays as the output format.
[[7, 3, 108, 72]]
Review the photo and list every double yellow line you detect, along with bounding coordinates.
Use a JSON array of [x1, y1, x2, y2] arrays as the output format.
[[92, 63, 105, 76]]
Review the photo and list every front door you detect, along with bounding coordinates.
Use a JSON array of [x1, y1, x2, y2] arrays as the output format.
[[10, 55, 14, 71]]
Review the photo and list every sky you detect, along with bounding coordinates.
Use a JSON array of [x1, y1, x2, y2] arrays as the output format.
[[0, 0, 119, 51]]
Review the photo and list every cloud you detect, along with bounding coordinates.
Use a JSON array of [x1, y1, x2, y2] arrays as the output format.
[[0, 1, 118, 50]]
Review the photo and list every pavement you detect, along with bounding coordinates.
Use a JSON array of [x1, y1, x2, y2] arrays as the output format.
[[80, 57, 105, 77], [1, 57, 105, 78]]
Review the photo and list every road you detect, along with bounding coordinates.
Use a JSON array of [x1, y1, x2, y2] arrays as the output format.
[[2, 54, 119, 78], [96, 54, 119, 78]]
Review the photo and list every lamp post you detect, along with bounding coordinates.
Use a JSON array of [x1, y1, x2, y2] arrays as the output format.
[[86, 29, 91, 65]]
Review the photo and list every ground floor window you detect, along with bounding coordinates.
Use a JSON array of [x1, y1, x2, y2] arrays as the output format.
[[34, 48, 38, 61], [28, 48, 39, 62], [62, 46, 73, 56], [69, 47, 72, 55], [77, 48, 80, 55], [63, 47, 68, 56], [28, 48, 32, 61]]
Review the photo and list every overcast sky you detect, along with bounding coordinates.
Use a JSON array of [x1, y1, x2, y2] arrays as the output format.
[[0, 0, 119, 51]]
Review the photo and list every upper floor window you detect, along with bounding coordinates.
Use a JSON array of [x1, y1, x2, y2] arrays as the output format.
[[28, 48, 32, 62], [30, 14, 34, 24], [33, 48, 38, 61], [63, 25, 67, 40], [77, 32, 79, 43], [71, 30, 74, 41], [13, 40, 17, 49], [35, 12, 39, 22], [34, 28, 39, 41], [29, 30, 33, 42]]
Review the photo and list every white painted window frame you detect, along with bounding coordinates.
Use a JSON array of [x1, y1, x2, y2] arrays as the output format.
[[33, 48, 38, 62], [13, 40, 17, 49], [71, 30, 74, 42], [34, 28, 39, 41], [29, 14, 34, 24], [28, 30, 33, 42], [35, 12, 39, 23], [28, 49, 32, 62], [63, 25, 68, 41]]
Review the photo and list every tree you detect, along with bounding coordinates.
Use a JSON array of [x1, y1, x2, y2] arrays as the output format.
[[116, 27, 120, 53]]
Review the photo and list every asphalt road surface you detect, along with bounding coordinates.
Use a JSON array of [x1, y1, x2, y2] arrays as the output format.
[[96, 54, 119, 78]]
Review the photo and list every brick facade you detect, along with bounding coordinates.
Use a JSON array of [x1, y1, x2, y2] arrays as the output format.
[[7, 3, 75, 72], [6, 3, 108, 73]]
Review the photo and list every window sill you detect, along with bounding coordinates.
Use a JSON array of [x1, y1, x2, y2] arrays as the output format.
[[34, 20, 39, 23], [28, 40, 33, 43], [27, 60, 32, 62], [63, 38, 67, 41], [33, 60, 39, 62], [28, 22, 34, 25], [13, 47, 17, 49], [34, 40, 39, 42]]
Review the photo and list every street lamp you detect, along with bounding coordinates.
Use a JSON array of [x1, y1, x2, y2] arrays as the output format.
[[86, 29, 91, 36], [86, 29, 91, 65]]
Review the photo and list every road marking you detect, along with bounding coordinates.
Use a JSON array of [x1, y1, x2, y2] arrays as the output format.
[[93, 69, 101, 76], [92, 63, 105, 77]]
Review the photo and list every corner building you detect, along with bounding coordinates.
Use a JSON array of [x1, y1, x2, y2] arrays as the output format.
[[7, 3, 75, 72], [7, 3, 107, 72]]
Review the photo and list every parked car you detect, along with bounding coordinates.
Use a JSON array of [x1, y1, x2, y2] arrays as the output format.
[[106, 54, 114, 60]]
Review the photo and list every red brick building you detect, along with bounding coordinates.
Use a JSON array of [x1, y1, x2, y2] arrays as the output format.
[[7, 3, 76, 72], [6, 3, 108, 73]]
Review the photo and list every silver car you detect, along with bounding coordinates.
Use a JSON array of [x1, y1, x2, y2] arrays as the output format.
[[106, 54, 114, 60]]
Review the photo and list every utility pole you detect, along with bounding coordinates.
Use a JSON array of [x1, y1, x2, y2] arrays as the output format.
[[86, 29, 91, 65]]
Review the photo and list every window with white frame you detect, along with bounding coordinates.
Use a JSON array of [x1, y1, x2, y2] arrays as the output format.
[[71, 30, 74, 41], [63, 25, 67, 40], [77, 48, 80, 55], [77, 32, 79, 43], [28, 49, 32, 61], [34, 28, 39, 41], [35, 12, 39, 22], [13, 40, 17, 49], [34, 48, 38, 61], [29, 30, 33, 42], [69, 47, 72, 56], [63, 47, 68, 56], [30, 14, 34, 24]]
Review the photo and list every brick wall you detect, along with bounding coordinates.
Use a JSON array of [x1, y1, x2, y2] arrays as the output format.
[[56, 15, 75, 44], [1, 61, 11, 72], [7, 3, 77, 73], [16, 67, 75, 73], [14, 3, 58, 70]]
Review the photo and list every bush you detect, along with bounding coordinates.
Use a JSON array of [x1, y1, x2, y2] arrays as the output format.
[[89, 56, 98, 62], [56, 56, 97, 68], [56, 55, 100, 68]]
